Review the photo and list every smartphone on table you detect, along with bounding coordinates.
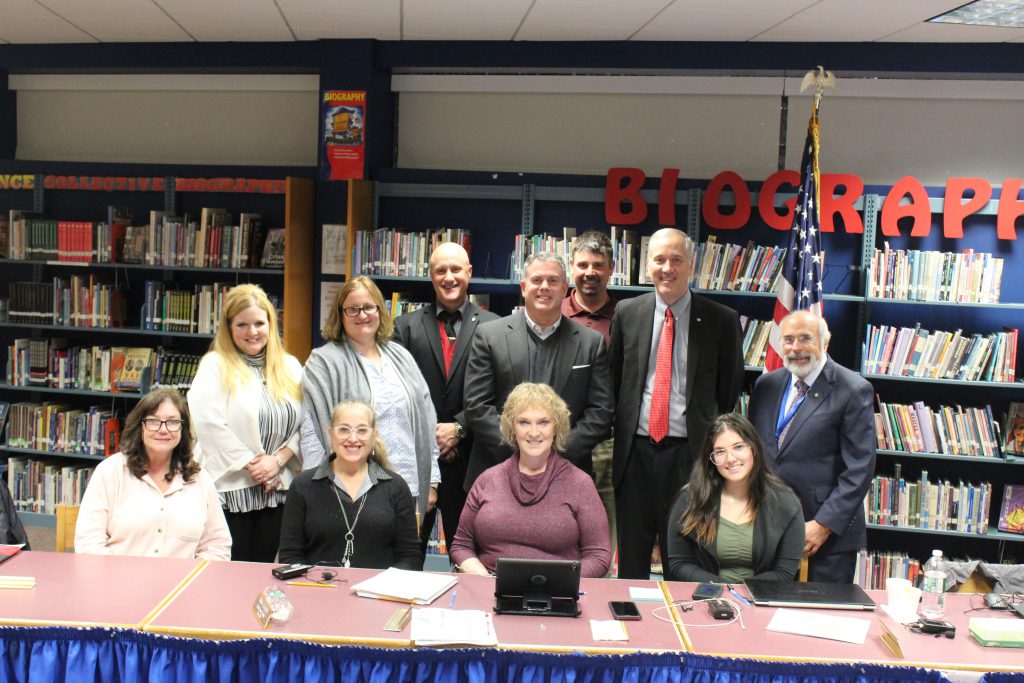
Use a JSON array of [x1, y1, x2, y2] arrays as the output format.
[[608, 600, 642, 620]]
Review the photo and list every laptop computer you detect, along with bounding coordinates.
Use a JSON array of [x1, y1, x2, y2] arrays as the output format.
[[493, 558, 581, 617], [744, 579, 877, 611]]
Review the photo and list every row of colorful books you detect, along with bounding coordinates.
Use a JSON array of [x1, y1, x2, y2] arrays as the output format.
[[609, 227, 644, 286], [424, 510, 448, 556], [141, 280, 260, 334], [862, 324, 1018, 383], [868, 245, 1004, 303], [5, 401, 120, 456], [510, 229, 575, 280], [7, 278, 127, 328], [874, 398, 1002, 458], [142, 209, 269, 269], [2, 207, 284, 270], [865, 465, 992, 534], [5, 340, 199, 393], [739, 316, 771, 368], [853, 549, 923, 590], [691, 237, 788, 293], [6, 457, 94, 514], [354, 228, 472, 278]]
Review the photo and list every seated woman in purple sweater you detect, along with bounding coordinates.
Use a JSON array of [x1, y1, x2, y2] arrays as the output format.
[[449, 383, 611, 578]]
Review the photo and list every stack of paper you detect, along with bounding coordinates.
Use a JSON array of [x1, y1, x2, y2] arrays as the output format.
[[0, 575, 35, 590], [410, 608, 497, 646], [969, 618, 1024, 647], [351, 568, 457, 605], [766, 608, 871, 644]]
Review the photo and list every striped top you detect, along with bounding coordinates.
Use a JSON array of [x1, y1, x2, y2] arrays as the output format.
[[220, 354, 299, 513]]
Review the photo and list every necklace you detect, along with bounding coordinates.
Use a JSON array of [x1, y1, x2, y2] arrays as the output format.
[[330, 476, 368, 568]]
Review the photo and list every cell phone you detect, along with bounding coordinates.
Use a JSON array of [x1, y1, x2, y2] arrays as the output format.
[[917, 619, 956, 636], [271, 563, 313, 580], [707, 598, 736, 620], [692, 582, 723, 600], [608, 601, 642, 620]]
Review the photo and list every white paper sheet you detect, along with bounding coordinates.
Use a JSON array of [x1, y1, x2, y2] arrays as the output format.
[[765, 608, 871, 644]]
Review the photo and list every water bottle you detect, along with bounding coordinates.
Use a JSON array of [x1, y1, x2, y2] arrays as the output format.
[[919, 549, 947, 620]]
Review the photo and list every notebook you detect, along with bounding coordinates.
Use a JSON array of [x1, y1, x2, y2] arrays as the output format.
[[350, 568, 457, 605], [744, 579, 876, 611]]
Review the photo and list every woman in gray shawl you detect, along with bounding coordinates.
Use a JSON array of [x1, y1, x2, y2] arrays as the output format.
[[300, 276, 440, 521]]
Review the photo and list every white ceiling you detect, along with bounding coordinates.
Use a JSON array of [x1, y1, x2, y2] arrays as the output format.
[[2, 0, 1024, 45]]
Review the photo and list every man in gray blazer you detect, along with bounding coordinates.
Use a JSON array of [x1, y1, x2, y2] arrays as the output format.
[[609, 228, 744, 579], [747, 310, 876, 583], [463, 252, 614, 489], [393, 242, 499, 551]]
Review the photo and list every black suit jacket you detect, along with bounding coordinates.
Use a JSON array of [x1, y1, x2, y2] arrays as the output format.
[[608, 291, 744, 488], [462, 310, 614, 487], [747, 357, 876, 554], [392, 301, 499, 464]]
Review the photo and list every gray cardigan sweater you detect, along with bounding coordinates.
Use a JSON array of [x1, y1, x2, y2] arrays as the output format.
[[666, 482, 805, 583], [300, 338, 439, 519]]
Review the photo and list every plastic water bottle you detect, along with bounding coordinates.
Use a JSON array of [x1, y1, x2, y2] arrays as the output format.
[[919, 549, 947, 620]]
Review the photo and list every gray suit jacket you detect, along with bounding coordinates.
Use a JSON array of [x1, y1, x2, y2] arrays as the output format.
[[462, 310, 614, 488], [609, 291, 744, 488], [748, 356, 876, 554]]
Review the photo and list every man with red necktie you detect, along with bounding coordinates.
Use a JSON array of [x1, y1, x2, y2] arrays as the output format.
[[609, 228, 744, 580]]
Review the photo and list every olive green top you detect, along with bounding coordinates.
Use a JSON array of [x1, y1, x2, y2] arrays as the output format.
[[716, 517, 755, 582]]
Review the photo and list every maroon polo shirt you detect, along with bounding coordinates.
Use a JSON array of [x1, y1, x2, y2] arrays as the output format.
[[561, 290, 616, 346]]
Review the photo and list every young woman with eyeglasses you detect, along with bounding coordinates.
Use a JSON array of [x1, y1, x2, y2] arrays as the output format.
[[187, 284, 303, 562], [666, 412, 803, 582], [278, 400, 421, 569], [75, 388, 231, 560], [300, 276, 440, 525]]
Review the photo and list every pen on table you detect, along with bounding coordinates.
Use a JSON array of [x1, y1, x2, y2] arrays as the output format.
[[727, 584, 750, 606], [449, 590, 458, 609], [286, 581, 336, 588]]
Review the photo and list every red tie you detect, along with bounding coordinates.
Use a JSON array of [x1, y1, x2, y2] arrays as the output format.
[[648, 309, 674, 443]]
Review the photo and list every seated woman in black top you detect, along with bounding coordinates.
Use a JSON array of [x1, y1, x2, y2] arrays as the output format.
[[667, 413, 803, 583], [279, 400, 421, 569]]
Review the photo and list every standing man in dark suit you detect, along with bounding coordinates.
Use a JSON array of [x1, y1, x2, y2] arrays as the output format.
[[393, 242, 499, 552], [609, 228, 744, 580], [463, 252, 614, 489], [747, 310, 875, 583]]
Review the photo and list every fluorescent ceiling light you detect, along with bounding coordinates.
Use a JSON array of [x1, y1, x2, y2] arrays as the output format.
[[929, 1, 1024, 27]]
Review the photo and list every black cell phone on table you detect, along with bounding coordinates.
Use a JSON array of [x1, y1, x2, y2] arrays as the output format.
[[692, 582, 723, 600], [272, 563, 312, 580], [608, 601, 642, 620]]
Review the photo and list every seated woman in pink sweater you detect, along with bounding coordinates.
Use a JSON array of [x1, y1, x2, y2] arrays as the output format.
[[449, 383, 610, 578]]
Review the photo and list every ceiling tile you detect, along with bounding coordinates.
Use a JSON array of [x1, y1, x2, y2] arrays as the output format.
[[517, 23, 639, 40], [881, 22, 1024, 43], [0, 0, 96, 43], [404, 19, 522, 41], [39, 0, 190, 42], [754, 0, 968, 41], [287, 9, 400, 40], [404, 0, 532, 23], [636, 7, 799, 41]]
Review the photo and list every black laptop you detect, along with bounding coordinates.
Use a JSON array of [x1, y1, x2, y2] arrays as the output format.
[[744, 579, 876, 611], [493, 558, 582, 617]]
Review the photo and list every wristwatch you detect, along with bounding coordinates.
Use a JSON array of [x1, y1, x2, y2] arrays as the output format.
[[454, 422, 466, 440]]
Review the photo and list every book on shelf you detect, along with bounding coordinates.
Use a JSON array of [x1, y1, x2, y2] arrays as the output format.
[[862, 323, 1018, 383], [997, 484, 1024, 534], [691, 237, 788, 292], [1005, 402, 1024, 456], [511, 228, 574, 280], [865, 466, 992, 534], [6, 456, 94, 514], [113, 348, 153, 393], [739, 316, 771, 368], [0, 400, 9, 439], [260, 228, 285, 268], [103, 206, 132, 263], [608, 226, 639, 286], [5, 211, 41, 260], [142, 280, 236, 334], [5, 401, 119, 456], [0, 213, 8, 258], [873, 396, 1001, 458], [122, 225, 147, 264], [854, 549, 922, 590], [387, 292, 428, 318], [354, 227, 471, 278], [869, 243, 1004, 303]]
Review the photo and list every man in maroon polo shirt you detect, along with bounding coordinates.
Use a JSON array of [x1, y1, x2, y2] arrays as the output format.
[[561, 231, 617, 565]]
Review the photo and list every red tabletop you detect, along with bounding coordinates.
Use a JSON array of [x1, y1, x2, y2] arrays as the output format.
[[145, 561, 684, 652], [0, 550, 203, 628], [663, 581, 1024, 673]]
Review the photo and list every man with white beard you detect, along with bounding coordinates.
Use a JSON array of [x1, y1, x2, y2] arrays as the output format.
[[747, 310, 875, 583]]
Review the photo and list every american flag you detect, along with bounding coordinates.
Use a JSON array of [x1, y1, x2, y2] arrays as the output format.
[[764, 111, 825, 372]]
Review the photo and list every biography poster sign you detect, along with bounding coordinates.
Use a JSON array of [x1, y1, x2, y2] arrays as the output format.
[[321, 90, 366, 180]]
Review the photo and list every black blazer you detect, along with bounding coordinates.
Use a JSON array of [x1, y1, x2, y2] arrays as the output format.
[[666, 483, 805, 582], [393, 301, 499, 429], [609, 291, 744, 488], [462, 311, 614, 487], [747, 357, 877, 554]]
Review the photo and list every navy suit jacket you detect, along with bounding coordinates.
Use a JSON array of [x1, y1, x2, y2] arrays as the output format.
[[462, 310, 614, 488], [608, 291, 744, 488], [748, 356, 876, 554]]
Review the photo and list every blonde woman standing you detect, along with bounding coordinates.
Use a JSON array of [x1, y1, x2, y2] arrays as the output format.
[[188, 284, 303, 562]]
